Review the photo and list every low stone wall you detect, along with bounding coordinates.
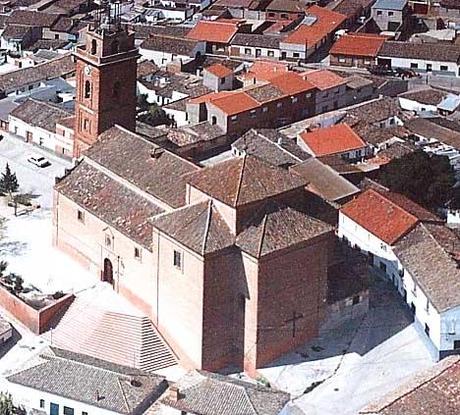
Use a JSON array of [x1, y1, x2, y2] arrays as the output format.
[[0, 284, 74, 334]]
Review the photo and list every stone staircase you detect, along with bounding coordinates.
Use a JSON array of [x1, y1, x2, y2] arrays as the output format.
[[44, 294, 177, 373]]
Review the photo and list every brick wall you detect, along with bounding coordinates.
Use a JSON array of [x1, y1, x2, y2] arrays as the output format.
[[245, 232, 333, 372], [0, 284, 74, 334]]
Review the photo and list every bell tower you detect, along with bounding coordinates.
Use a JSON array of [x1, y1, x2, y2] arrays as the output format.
[[73, 1, 139, 158]]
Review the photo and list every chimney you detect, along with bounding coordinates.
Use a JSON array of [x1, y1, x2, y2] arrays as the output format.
[[150, 147, 164, 159], [277, 135, 283, 145], [168, 385, 181, 402]]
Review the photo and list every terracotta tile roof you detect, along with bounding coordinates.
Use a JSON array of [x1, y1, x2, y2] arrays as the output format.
[[300, 123, 367, 157], [85, 126, 199, 209], [232, 128, 310, 167], [55, 161, 164, 248], [10, 98, 71, 133], [283, 6, 346, 46], [241, 60, 290, 82], [340, 188, 419, 245], [205, 63, 233, 78], [301, 69, 347, 90], [395, 224, 460, 313], [161, 370, 290, 415], [290, 158, 360, 202], [208, 91, 260, 115], [186, 20, 239, 43], [269, 71, 315, 95], [151, 201, 234, 255], [236, 202, 333, 257], [330, 33, 387, 57], [188, 90, 234, 105], [379, 41, 460, 63], [140, 34, 201, 56], [361, 356, 460, 414], [186, 155, 307, 208]]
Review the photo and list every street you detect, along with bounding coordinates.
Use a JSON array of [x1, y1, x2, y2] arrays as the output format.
[[0, 133, 72, 210]]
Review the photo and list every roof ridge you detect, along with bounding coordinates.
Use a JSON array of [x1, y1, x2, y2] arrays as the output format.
[[117, 376, 132, 413], [201, 200, 213, 255], [235, 155, 246, 206], [257, 214, 269, 258]]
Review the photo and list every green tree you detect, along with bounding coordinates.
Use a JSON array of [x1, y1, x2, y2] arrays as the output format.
[[0, 164, 18, 196], [379, 150, 455, 209]]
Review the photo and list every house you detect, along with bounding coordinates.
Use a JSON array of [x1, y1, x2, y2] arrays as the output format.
[[370, 0, 409, 32], [377, 41, 460, 76], [332, 0, 375, 28], [155, 370, 290, 415], [202, 63, 234, 91], [137, 70, 211, 107], [8, 98, 74, 157], [0, 53, 74, 97], [360, 355, 460, 414], [330, 33, 387, 68], [7, 347, 168, 415], [186, 71, 316, 135], [338, 186, 460, 359], [280, 6, 347, 61], [398, 88, 448, 114], [139, 34, 205, 67], [54, 125, 334, 374], [264, 0, 306, 20], [301, 69, 348, 114], [298, 123, 369, 160], [186, 19, 242, 54], [230, 33, 281, 60], [0, 25, 41, 52]]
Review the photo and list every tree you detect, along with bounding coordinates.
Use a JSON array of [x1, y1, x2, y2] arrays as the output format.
[[379, 150, 455, 209], [0, 393, 25, 415], [0, 164, 18, 197]]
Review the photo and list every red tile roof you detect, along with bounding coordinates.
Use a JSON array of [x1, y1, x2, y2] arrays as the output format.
[[205, 63, 233, 78], [341, 189, 419, 245], [269, 71, 315, 95], [301, 69, 346, 90], [188, 91, 234, 105], [209, 91, 260, 115], [283, 6, 346, 46], [299, 123, 366, 157], [330, 33, 387, 57], [242, 60, 290, 82], [186, 20, 239, 43]]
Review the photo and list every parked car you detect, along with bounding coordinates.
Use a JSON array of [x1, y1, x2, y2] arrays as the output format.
[[27, 155, 50, 168]]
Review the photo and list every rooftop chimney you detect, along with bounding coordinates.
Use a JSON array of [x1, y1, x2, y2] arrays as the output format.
[[168, 385, 182, 402]]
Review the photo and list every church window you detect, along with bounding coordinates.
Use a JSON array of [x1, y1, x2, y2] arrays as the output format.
[[77, 210, 85, 223], [84, 80, 91, 99], [173, 250, 182, 270], [83, 119, 90, 131], [91, 39, 97, 55], [134, 247, 141, 260]]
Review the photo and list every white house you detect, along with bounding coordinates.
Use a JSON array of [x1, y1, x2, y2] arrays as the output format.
[[339, 187, 460, 359], [377, 41, 460, 77], [139, 34, 205, 68], [8, 98, 74, 157], [6, 347, 168, 415]]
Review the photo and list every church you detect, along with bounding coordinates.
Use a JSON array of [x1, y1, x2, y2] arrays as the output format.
[[52, 10, 335, 374]]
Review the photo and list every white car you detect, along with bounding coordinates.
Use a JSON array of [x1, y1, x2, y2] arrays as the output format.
[[27, 155, 50, 168]]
